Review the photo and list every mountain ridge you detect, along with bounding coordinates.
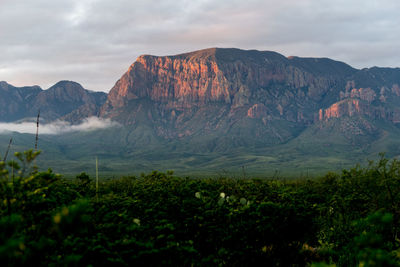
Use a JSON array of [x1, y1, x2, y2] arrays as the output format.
[[2, 47, 400, 175], [0, 80, 107, 122]]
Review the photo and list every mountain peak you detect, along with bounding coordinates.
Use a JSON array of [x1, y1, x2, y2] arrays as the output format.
[[48, 80, 85, 91], [0, 81, 10, 87], [51, 80, 82, 87]]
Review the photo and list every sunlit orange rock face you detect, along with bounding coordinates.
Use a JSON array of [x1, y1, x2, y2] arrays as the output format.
[[319, 99, 363, 120], [125, 53, 231, 104]]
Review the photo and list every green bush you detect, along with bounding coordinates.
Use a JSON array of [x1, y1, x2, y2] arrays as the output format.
[[1, 150, 400, 266]]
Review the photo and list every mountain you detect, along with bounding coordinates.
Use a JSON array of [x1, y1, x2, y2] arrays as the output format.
[[0, 81, 42, 121], [99, 48, 400, 152], [99, 48, 352, 148], [0, 80, 107, 122], [2, 48, 400, 176]]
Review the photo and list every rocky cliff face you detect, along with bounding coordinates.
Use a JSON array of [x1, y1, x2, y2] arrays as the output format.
[[102, 48, 355, 114], [100, 48, 362, 144], [0, 81, 107, 122]]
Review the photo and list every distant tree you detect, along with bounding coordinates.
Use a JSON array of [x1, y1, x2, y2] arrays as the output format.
[[76, 172, 91, 195]]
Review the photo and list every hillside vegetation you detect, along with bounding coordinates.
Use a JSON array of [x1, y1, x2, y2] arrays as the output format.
[[1, 151, 400, 266]]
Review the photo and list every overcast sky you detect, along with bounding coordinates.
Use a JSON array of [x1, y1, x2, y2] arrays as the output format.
[[1, 0, 399, 92]]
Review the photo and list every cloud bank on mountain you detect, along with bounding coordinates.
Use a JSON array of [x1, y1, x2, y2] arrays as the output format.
[[0, 117, 119, 135]]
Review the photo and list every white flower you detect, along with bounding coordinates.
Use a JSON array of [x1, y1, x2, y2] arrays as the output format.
[[195, 192, 201, 199], [220, 192, 226, 198]]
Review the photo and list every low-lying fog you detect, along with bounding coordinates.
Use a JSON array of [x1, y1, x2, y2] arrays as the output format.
[[0, 117, 119, 135]]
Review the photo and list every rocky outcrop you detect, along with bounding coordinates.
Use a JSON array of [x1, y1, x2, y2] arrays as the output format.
[[320, 79, 400, 123], [319, 99, 365, 120]]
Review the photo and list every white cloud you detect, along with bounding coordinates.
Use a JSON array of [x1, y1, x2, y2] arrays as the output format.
[[0, 117, 119, 135]]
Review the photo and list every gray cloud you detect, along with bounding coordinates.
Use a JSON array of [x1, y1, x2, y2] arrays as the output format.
[[0, 117, 119, 135], [1, 0, 399, 92]]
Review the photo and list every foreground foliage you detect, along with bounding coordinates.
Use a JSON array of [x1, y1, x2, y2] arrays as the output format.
[[0, 151, 400, 266]]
